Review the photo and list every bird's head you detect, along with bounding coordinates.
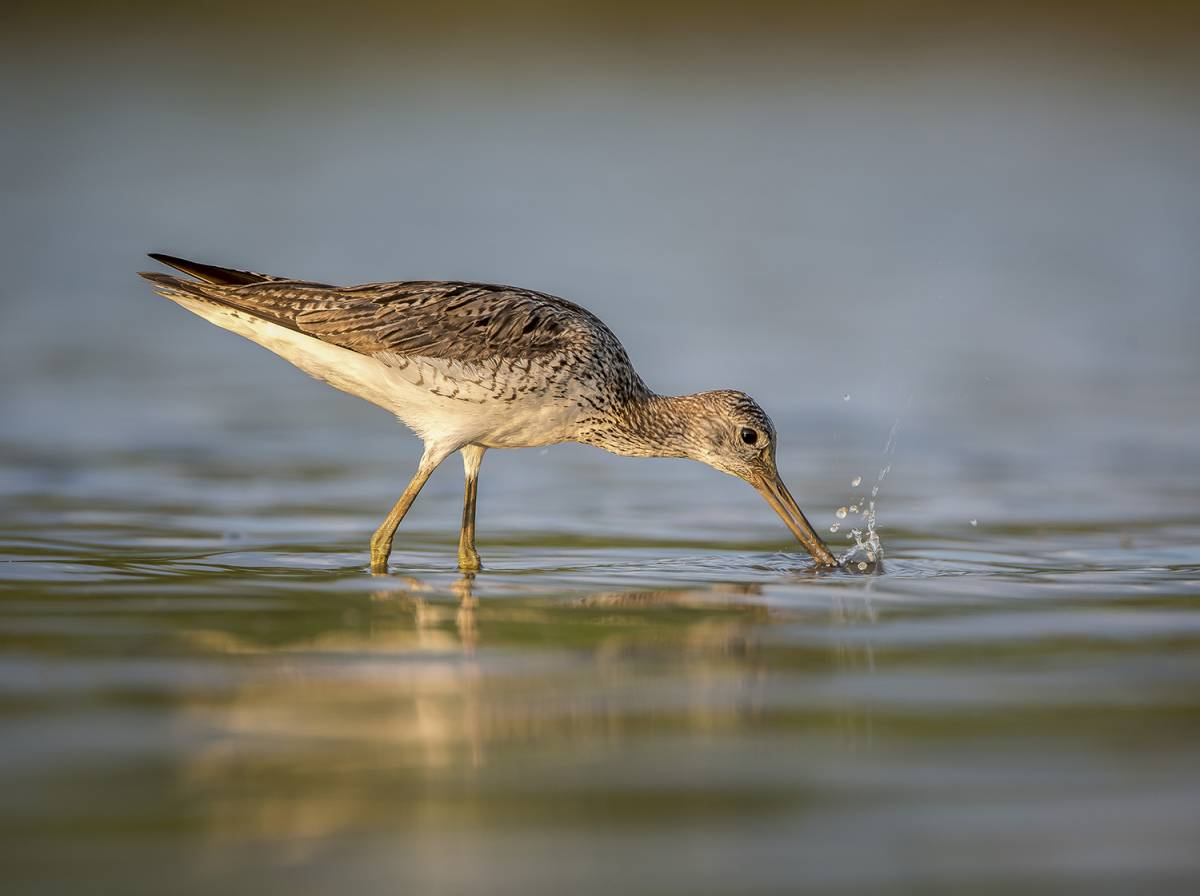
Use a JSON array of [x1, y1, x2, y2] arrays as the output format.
[[676, 390, 839, 567]]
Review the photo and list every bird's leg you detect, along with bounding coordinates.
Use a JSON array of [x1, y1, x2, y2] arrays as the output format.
[[457, 445, 486, 571], [370, 446, 449, 573]]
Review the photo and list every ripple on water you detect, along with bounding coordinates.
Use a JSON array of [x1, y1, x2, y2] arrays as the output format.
[[3, 464, 1200, 895]]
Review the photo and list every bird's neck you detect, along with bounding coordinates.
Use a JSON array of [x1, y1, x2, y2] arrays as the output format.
[[579, 392, 709, 459]]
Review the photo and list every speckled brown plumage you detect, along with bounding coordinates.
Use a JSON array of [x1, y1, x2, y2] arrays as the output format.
[[139, 266, 650, 432], [140, 254, 838, 569]]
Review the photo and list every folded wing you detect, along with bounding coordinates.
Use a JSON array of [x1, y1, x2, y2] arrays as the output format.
[[140, 261, 611, 365]]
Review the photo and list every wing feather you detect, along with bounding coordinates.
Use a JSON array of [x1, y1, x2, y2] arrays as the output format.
[[138, 268, 617, 365], [147, 253, 311, 287]]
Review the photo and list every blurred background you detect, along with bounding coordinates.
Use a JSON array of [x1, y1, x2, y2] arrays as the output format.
[[2, 2, 1199, 894]]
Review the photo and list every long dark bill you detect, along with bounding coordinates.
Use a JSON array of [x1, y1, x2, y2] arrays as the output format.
[[754, 474, 839, 567]]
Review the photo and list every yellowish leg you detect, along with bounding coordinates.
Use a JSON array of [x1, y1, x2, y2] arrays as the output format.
[[457, 445, 486, 571], [369, 447, 447, 573]]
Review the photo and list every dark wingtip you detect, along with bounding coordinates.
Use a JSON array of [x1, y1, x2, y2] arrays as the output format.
[[148, 252, 186, 267], [144, 252, 269, 286]]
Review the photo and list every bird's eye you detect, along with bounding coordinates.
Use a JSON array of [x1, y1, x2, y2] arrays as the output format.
[[739, 427, 758, 446]]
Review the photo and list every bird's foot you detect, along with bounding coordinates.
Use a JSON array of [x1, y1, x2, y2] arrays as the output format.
[[457, 546, 482, 572], [369, 535, 393, 574]]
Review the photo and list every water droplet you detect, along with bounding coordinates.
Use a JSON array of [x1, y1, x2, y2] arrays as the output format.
[[843, 393, 851, 401], [857, 561, 868, 571], [970, 519, 978, 527], [849, 504, 858, 513], [836, 507, 847, 519], [829, 523, 840, 533], [850, 476, 862, 487], [871, 485, 879, 497]]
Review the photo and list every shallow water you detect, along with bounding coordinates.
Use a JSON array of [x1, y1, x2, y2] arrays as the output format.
[[4, 392, 1200, 893], [4, 10, 1200, 893]]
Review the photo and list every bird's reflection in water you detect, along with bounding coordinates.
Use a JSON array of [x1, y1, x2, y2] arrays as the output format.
[[364, 572, 879, 657], [173, 572, 879, 850], [369, 574, 778, 657], [369, 572, 481, 653]]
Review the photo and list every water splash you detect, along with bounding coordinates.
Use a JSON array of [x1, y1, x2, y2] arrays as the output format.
[[834, 418, 901, 572]]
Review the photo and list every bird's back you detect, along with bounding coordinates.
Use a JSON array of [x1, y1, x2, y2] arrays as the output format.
[[140, 256, 649, 449]]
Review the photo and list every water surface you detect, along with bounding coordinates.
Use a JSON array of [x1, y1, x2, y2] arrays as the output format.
[[3, 10, 1200, 893]]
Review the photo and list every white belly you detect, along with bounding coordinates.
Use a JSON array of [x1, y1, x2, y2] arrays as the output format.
[[171, 297, 584, 449]]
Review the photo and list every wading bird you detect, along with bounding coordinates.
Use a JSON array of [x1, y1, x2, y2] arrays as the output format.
[[141, 255, 838, 572]]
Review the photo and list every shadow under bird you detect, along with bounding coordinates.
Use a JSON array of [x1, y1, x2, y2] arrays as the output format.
[[140, 254, 839, 571]]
